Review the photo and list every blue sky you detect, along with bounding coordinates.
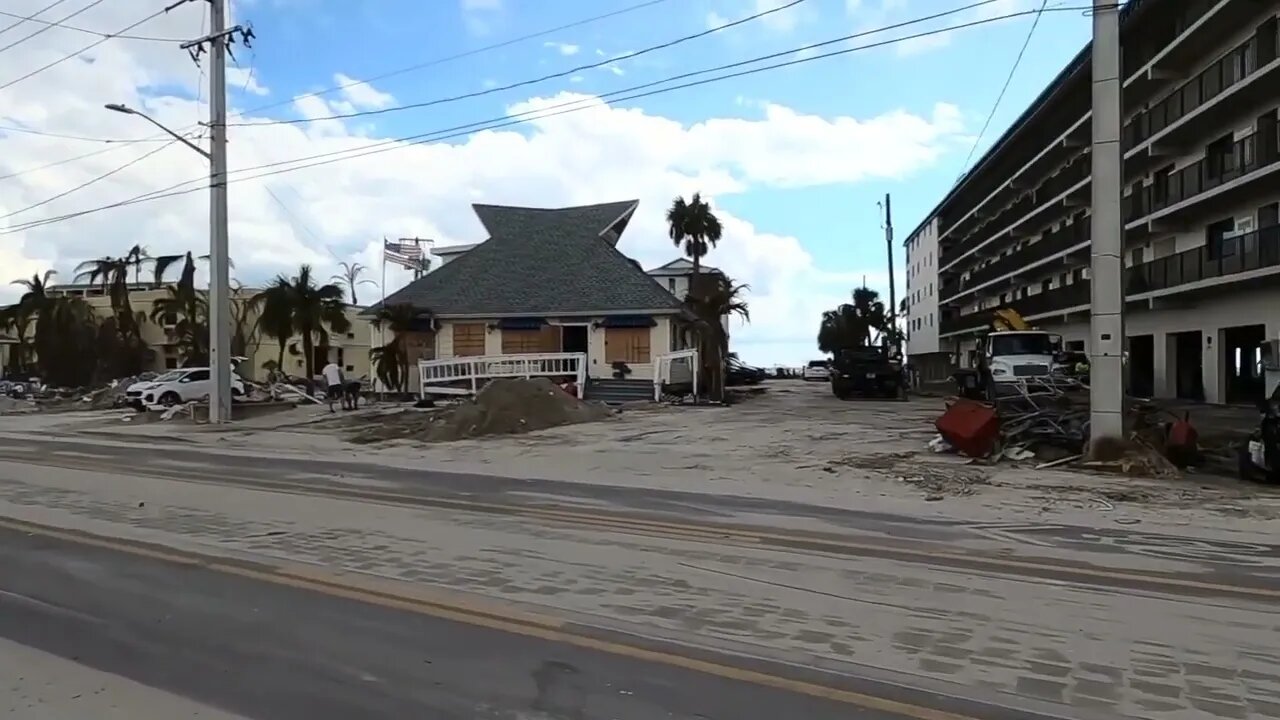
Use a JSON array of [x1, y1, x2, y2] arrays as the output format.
[[230, 0, 1090, 278], [1, 0, 1097, 366]]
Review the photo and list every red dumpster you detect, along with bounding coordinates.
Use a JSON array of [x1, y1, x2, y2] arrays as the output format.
[[935, 399, 999, 458]]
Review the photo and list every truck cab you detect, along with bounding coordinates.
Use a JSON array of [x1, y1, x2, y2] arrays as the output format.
[[981, 330, 1063, 383]]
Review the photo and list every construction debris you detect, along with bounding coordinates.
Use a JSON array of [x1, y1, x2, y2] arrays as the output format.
[[348, 377, 613, 444]]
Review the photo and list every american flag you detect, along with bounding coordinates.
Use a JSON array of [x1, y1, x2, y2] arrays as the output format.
[[383, 238, 429, 271]]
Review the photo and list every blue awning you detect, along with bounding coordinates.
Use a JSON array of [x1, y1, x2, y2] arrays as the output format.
[[497, 317, 546, 330], [600, 315, 656, 328]]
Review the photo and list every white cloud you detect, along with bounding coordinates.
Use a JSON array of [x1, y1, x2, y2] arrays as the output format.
[[332, 73, 395, 110], [226, 66, 270, 96], [543, 41, 580, 56], [0, 1, 965, 365], [460, 0, 502, 36]]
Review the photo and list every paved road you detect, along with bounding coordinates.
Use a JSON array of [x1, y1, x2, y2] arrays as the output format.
[[0, 523, 1056, 720], [3, 434, 1280, 595]]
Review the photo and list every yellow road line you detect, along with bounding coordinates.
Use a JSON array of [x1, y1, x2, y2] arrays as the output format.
[[3, 453, 1278, 602], [0, 516, 977, 720]]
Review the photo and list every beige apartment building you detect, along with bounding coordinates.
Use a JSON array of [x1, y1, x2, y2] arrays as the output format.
[[904, 0, 1280, 404], [45, 283, 374, 382]]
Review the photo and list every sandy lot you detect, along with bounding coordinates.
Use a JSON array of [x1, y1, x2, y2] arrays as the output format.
[[12, 381, 1279, 538]]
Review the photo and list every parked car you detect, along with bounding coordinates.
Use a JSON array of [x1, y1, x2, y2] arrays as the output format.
[[125, 367, 245, 409], [802, 359, 830, 382], [726, 357, 768, 386], [829, 346, 905, 400]]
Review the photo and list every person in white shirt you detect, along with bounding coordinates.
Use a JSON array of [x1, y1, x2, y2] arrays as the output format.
[[321, 361, 344, 412]]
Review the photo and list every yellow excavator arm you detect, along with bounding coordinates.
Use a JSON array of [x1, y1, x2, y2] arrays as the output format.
[[991, 307, 1032, 331]]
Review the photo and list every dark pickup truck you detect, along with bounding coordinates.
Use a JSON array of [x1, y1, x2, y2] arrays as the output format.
[[829, 346, 906, 400]]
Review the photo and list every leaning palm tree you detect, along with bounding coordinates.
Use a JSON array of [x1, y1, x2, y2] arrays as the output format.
[[685, 272, 749, 401], [251, 265, 350, 384], [150, 286, 209, 366], [6, 270, 56, 373], [332, 261, 377, 306], [368, 302, 422, 392], [666, 192, 723, 278]]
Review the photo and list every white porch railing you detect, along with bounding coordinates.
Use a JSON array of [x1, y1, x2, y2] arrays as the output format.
[[418, 352, 587, 398], [653, 349, 699, 401]]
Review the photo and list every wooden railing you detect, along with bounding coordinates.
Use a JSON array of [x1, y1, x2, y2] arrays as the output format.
[[653, 349, 699, 401], [417, 352, 587, 398]]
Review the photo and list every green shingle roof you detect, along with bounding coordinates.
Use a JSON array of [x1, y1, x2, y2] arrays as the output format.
[[375, 200, 685, 317]]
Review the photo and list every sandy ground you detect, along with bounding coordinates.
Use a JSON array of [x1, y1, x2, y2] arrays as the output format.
[[3, 460, 1279, 719], [0, 636, 245, 719], [10, 381, 1277, 540]]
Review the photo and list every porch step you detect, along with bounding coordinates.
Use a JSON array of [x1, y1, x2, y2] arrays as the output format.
[[584, 378, 653, 404]]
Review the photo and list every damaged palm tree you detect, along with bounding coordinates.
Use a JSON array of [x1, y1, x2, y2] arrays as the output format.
[[684, 272, 749, 401], [369, 302, 428, 394]]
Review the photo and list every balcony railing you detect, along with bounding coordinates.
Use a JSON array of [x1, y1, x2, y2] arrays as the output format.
[[941, 224, 1280, 335], [1124, 129, 1280, 222], [950, 221, 1090, 298], [1123, 24, 1278, 150], [1120, 0, 1216, 81], [941, 155, 1088, 268], [1127, 225, 1280, 294]]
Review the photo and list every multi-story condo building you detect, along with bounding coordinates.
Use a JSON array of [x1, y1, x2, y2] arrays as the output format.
[[904, 0, 1280, 404]]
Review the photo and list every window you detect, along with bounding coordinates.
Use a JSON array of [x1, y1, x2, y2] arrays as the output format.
[[667, 278, 677, 292], [605, 327, 651, 364], [183, 369, 210, 382], [1131, 247, 1145, 266], [165, 357, 178, 369], [452, 323, 486, 356], [501, 327, 559, 354], [927, 313, 933, 326]]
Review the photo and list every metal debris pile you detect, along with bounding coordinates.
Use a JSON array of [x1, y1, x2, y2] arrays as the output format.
[[931, 376, 1198, 478]]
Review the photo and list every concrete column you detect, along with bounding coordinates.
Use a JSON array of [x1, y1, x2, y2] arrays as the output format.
[[1153, 332, 1173, 398], [1203, 330, 1221, 405]]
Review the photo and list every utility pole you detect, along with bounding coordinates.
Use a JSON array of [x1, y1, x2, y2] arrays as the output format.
[[882, 193, 900, 358], [1088, 0, 1125, 453], [180, 0, 253, 423]]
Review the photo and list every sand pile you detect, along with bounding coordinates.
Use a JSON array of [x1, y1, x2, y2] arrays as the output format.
[[349, 377, 612, 444]]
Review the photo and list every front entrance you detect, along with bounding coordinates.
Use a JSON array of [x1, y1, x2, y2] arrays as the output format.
[[1224, 324, 1267, 404], [561, 324, 589, 357], [1170, 331, 1204, 401], [1127, 334, 1154, 398]]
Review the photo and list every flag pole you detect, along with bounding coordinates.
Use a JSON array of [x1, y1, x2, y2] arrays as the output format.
[[380, 237, 387, 400]]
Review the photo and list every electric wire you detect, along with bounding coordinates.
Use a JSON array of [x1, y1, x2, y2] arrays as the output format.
[[0, 3, 1091, 237]]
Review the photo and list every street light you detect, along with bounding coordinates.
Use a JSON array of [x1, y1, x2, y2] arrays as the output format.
[[103, 104, 210, 160], [105, 101, 231, 424]]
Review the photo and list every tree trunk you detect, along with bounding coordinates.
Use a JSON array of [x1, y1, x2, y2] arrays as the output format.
[[302, 330, 315, 392]]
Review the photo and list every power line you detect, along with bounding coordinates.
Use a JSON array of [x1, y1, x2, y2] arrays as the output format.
[[0, 123, 175, 143], [233, 0, 677, 120], [0, 0, 1023, 230], [0, 145, 124, 181], [0, 3, 181, 92], [227, 0, 808, 127], [0, 8, 187, 41], [2, 0, 1080, 233], [0, 140, 178, 221], [1, 3, 1089, 236], [0, 0, 106, 54], [16, 0, 679, 156], [0, 0, 72, 37], [955, 0, 1049, 180]]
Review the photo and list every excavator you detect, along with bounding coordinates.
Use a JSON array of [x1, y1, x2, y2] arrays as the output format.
[[953, 308, 1066, 400]]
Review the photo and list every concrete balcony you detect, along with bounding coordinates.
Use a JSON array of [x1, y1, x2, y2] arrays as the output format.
[[1124, 127, 1280, 231], [940, 220, 1090, 304], [1123, 0, 1264, 106], [940, 224, 1280, 338], [1123, 20, 1280, 169]]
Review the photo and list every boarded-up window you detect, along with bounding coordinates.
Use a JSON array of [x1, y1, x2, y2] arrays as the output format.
[[605, 327, 651, 364], [406, 331, 436, 363], [452, 323, 486, 357], [501, 326, 560, 354]]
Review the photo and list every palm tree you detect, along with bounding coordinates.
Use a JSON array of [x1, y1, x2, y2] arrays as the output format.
[[332, 262, 377, 306], [368, 302, 424, 392], [818, 287, 890, 354], [151, 286, 209, 366], [74, 254, 144, 346], [38, 295, 99, 387], [4, 270, 56, 374], [229, 281, 259, 360], [666, 192, 723, 278], [251, 265, 350, 384], [685, 272, 749, 400]]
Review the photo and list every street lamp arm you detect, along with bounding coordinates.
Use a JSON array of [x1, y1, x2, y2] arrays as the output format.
[[104, 103, 211, 160]]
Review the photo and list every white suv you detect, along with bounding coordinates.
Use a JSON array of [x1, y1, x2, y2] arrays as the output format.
[[125, 367, 245, 409], [802, 360, 830, 381]]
